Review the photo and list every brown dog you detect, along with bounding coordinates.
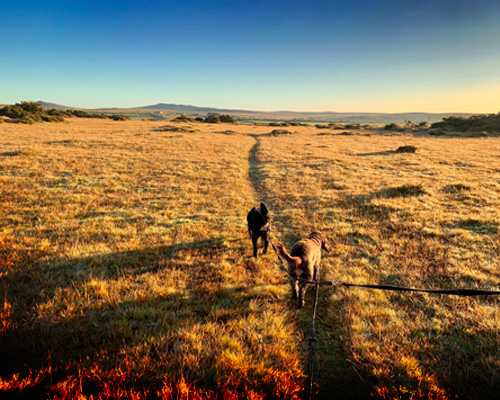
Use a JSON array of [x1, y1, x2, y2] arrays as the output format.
[[277, 231, 332, 308]]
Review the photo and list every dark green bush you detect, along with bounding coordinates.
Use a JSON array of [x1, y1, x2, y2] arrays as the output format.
[[172, 115, 194, 122], [0, 101, 135, 124], [110, 115, 130, 121], [18, 115, 38, 124], [18, 101, 44, 114], [0, 105, 27, 119], [383, 123, 402, 131], [219, 115, 236, 124], [431, 113, 500, 133], [204, 115, 221, 124]]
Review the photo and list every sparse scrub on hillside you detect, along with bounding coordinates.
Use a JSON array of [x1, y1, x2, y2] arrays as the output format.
[[430, 113, 500, 135], [0, 101, 129, 124]]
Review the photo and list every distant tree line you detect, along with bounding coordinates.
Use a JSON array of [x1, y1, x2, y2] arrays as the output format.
[[0, 101, 129, 124]]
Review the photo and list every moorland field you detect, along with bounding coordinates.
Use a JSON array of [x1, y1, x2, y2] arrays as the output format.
[[1, 118, 499, 399]]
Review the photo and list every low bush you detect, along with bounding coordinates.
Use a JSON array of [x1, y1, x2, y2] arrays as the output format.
[[204, 115, 221, 124], [431, 113, 500, 134], [269, 129, 292, 135], [383, 123, 403, 131], [0, 101, 127, 124], [219, 115, 236, 124], [110, 115, 130, 121], [395, 145, 417, 153], [172, 115, 194, 122]]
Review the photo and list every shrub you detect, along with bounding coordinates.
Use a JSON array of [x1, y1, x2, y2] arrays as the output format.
[[18, 115, 38, 125], [269, 129, 292, 135], [204, 115, 221, 124], [383, 123, 402, 131], [172, 115, 194, 122], [0, 101, 135, 124], [395, 145, 417, 153], [18, 101, 44, 114], [0, 105, 27, 119], [110, 115, 130, 121], [66, 109, 107, 119], [41, 114, 65, 123], [219, 115, 236, 124], [431, 114, 500, 134]]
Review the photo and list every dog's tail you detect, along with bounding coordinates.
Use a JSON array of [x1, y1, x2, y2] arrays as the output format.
[[277, 243, 301, 267]]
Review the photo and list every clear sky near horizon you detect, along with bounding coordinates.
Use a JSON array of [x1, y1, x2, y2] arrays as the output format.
[[2, 0, 500, 113]]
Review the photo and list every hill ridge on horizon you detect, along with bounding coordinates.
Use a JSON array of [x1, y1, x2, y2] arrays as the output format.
[[0, 100, 477, 124]]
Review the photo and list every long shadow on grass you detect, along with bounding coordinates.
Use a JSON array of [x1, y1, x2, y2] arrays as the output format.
[[1, 237, 228, 318], [0, 287, 254, 384], [0, 238, 239, 376]]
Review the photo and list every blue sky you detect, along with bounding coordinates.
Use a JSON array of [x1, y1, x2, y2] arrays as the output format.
[[2, 0, 500, 112]]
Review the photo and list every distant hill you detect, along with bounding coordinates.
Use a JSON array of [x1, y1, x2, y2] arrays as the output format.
[[20, 100, 476, 124], [37, 101, 86, 110], [134, 103, 260, 115]]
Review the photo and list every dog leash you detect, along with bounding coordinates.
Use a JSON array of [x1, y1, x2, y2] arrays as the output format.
[[268, 233, 500, 296]]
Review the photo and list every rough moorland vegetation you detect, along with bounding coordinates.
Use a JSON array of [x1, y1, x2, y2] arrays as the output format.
[[430, 113, 500, 135], [172, 114, 237, 124], [0, 101, 129, 124], [1, 119, 499, 399]]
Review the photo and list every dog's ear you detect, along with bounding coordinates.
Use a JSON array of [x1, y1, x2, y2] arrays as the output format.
[[314, 231, 332, 252], [322, 237, 333, 253], [259, 203, 269, 217]]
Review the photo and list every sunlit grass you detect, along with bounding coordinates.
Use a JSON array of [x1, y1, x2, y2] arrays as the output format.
[[1, 118, 500, 398]]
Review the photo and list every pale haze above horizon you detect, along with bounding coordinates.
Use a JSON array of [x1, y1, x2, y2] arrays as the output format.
[[2, 0, 500, 114]]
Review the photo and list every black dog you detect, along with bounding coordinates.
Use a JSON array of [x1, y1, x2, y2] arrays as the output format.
[[247, 203, 271, 258]]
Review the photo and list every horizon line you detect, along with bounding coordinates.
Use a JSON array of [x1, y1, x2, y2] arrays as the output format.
[[0, 99, 495, 116]]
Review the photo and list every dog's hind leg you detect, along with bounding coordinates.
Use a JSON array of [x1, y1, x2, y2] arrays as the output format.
[[297, 264, 313, 308], [251, 231, 260, 258], [262, 231, 269, 254], [289, 276, 299, 300], [298, 282, 308, 308]]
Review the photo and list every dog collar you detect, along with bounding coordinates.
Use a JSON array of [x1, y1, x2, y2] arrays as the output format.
[[307, 234, 321, 246]]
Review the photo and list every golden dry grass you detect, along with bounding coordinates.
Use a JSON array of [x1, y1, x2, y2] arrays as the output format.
[[1, 118, 500, 399]]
